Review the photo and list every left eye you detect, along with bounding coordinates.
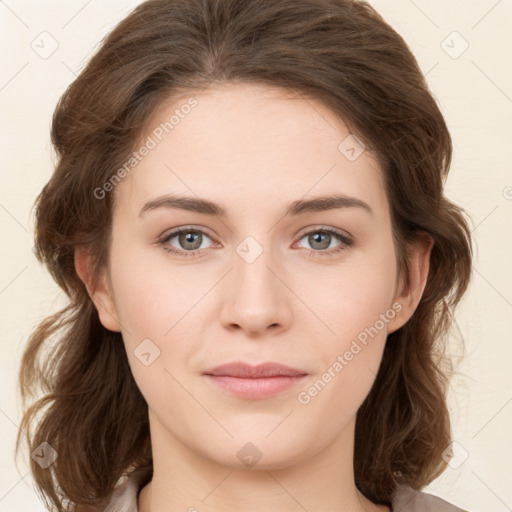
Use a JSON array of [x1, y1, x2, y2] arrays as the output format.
[[296, 229, 351, 252]]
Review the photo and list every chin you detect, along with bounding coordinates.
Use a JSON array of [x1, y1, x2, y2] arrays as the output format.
[[198, 434, 314, 472]]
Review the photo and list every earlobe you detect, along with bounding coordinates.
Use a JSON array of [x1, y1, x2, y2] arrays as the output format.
[[74, 247, 122, 332], [387, 233, 434, 335]]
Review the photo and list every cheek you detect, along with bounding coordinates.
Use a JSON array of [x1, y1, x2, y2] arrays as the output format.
[[299, 244, 398, 399], [107, 243, 207, 389], [296, 284, 394, 426], [304, 247, 398, 346], [108, 241, 203, 337]]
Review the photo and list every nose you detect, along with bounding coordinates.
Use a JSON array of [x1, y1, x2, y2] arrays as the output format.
[[219, 243, 293, 336]]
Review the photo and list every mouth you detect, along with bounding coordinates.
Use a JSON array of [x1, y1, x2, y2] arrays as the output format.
[[203, 362, 308, 399]]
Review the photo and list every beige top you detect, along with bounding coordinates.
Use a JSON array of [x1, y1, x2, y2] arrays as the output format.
[[104, 466, 468, 512]]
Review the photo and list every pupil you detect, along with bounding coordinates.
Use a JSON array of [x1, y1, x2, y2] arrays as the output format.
[[310, 232, 329, 250], [180, 231, 200, 249]]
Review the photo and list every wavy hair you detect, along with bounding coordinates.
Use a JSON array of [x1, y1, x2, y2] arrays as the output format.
[[16, 0, 473, 510]]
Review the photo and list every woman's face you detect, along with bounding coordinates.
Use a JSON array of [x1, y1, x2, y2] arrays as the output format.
[[87, 83, 421, 470]]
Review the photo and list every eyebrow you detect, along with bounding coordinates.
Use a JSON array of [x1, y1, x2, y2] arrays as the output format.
[[138, 193, 373, 218]]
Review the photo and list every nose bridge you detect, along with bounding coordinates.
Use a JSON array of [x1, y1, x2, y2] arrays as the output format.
[[236, 237, 276, 295], [234, 233, 280, 308], [219, 233, 291, 334]]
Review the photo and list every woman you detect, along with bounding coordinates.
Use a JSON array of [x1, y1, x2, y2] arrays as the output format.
[[17, 0, 472, 510]]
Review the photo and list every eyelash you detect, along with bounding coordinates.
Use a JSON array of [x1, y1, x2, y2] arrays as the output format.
[[157, 225, 354, 259]]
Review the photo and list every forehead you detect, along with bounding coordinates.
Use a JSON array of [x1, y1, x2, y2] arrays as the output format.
[[114, 82, 389, 221]]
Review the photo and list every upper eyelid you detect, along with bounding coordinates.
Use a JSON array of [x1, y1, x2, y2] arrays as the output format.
[[161, 225, 216, 241], [295, 224, 351, 238]]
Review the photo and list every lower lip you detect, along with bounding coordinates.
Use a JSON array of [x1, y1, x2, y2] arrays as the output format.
[[205, 375, 307, 399]]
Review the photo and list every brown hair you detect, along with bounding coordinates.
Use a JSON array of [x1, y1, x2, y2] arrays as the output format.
[[16, 0, 473, 510]]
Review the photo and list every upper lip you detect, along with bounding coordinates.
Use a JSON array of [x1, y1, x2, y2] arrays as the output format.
[[204, 362, 308, 378]]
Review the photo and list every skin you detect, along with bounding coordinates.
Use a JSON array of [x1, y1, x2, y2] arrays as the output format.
[[76, 83, 432, 512]]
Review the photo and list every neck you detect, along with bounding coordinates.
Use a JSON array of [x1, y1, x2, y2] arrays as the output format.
[[138, 411, 389, 512]]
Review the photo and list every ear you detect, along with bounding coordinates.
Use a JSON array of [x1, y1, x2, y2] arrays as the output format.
[[74, 247, 121, 332], [387, 232, 434, 335]]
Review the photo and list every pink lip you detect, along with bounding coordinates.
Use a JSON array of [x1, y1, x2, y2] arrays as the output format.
[[203, 362, 308, 399]]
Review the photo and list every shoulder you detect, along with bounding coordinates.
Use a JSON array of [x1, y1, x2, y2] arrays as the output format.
[[103, 466, 152, 512], [392, 484, 469, 512], [104, 468, 470, 512]]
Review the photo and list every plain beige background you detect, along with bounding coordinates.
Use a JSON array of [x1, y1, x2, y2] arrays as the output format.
[[1, 1, 511, 511]]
